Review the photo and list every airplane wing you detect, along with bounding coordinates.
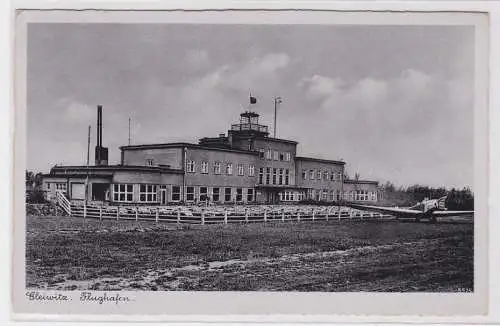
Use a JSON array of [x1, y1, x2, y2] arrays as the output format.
[[347, 203, 420, 217], [433, 210, 474, 217]]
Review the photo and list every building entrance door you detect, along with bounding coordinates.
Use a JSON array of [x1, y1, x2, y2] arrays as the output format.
[[160, 189, 168, 205]]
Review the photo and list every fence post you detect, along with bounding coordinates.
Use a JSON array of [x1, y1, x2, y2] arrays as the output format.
[[312, 209, 315, 222], [83, 202, 87, 219], [116, 205, 119, 220], [201, 208, 205, 225], [370, 212, 374, 219], [155, 207, 159, 223], [338, 208, 341, 220], [350, 210, 354, 220], [263, 209, 267, 223], [281, 209, 285, 222], [177, 209, 181, 224], [224, 209, 228, 224], [297, 210, 300, 222], [99, 205, 102, 221], [135, 207, 138, 221], [326, 208, 329, 221], [245, 208, 248, 223]]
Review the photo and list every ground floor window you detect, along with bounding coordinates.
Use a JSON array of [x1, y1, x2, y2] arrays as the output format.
[[172, 186, 181, 201], [199, 186, 208, 201], [371, 192, 377, 201], [330, 190, 336, 201], [212, 187, 220, 202], [186, 187, 195, 201], [139, 184, 158, 203], [236, 188, 243, 202], [258, 168, 264, 184], [247, 188, 254, 202], [322, 190, 328, 201], [224, 187, 232, 202], [113, 184, 133, 202]]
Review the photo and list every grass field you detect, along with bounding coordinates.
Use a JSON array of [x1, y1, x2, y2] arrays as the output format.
[[26, 215, 473, 292]]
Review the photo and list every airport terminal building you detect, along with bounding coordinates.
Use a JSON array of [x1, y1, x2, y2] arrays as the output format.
[[42, 106, 379, 205]]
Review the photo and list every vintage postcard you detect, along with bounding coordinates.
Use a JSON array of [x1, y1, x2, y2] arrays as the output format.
[[12, 5, 490, 322]]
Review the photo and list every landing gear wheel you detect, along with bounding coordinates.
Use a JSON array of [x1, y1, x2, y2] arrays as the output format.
[[430, 216, 437, 223], [415, 216, 421, 223]]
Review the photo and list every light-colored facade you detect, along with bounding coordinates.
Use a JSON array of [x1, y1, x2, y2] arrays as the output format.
[[42, 109, 379, 205]]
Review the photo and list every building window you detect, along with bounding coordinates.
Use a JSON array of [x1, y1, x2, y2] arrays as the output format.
[[201, 161, 208, 174], [285, 152, 291, 161], [199, 186, 208, 201], [273, 150, 279, 161], [146, 159, 154, 166], [285, 169, 290, 185], [212, 187, 220, 202], [317, 170, 322, 180], [279, 153, 284, 161], [330, 172, 335, 181], [224, 187, 232, 202], [237, 164, 244, 176], [330, 190, 335, 201], [139, 184, 157, 202], [186, 186, 195, 202], [55, 183, 67, 194], [259, 168, 264, 184], [265, 167, 271, 185], [322, 190, 328, 200], [186, 160, 196, 173], [338, 173, 343, 182], [310, 170, 315, 180], [302, 170, 307, 180], [272, 168, 277, 185], [265, 149, 272, 160], [236, 188, 243, 202], [259, 149, 265, 159], [248, 164, 255, 177], [226, 163, 233, 175], [279, 168, 283, 185], [214, 162, 221, 175], [324, 171, 329, 181], [247, 188, 254, 202], [113, 184, 133, 202], [172, 186, 181, 201]]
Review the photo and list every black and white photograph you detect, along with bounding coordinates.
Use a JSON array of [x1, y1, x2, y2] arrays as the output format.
[[13, 7, 490, 318]]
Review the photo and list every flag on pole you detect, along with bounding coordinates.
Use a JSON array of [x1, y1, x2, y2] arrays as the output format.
[[250, 95, 257, 104]]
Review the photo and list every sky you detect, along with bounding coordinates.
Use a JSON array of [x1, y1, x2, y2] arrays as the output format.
[[27, 23, 474, 189]]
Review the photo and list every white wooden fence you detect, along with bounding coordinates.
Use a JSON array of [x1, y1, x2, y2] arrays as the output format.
[[68, 202, 393, 225]]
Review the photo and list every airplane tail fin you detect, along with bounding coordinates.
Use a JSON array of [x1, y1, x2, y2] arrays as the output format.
[[437, 195, 447, 210]]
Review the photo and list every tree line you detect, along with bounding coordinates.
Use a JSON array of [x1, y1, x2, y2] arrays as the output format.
[[378, 181, 474, 210]]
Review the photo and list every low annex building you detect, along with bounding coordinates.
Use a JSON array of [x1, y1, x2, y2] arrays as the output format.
[[43, 106, 379, 205]]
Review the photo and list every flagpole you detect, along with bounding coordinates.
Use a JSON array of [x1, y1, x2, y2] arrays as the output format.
[[273, 97, 282, 138]]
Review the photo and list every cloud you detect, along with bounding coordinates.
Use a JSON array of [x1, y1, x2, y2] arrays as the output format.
[[296, 69, 473, 188], [60, 100, 95, 123], [184, 49, 210, 71]]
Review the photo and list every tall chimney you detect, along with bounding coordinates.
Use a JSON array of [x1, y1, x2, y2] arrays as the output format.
[[95, 104, 108, 166], [97, 105, 102, 147]]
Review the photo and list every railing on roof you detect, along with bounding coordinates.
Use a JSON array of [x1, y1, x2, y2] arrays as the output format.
[[231, 123, 268, 133]]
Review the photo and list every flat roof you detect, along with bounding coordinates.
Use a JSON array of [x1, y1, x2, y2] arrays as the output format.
[[295, 156, 346, 165], [252, 136, 298, 145], [120, 142, 259, 155], [344, 179, 379, 185], [48, 165, 184, 175]]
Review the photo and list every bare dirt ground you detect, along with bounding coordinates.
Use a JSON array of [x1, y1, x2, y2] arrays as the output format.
[[25, 215, 473, 292]]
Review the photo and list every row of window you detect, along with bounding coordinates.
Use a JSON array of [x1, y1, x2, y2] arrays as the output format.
[[186, 161, 256, 176], [112, 183, 255, 203], [258, 167, 291, 185], [44, 182, 68, 193], [258, 149, 292, 162], [301, 170, 342, 182]]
